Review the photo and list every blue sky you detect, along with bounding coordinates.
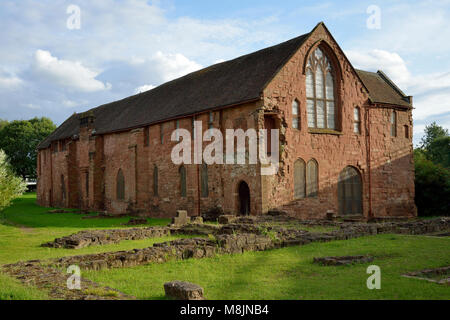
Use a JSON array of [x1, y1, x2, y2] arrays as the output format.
[[0, 0, 449, 145]]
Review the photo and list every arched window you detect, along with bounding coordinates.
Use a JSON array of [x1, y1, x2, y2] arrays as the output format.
[[306, 159, 318, 197], [390, 110, 397, 137], [201, 163, 208, 197], [306, 47, 336, 129], [294, 158, 306, 199], [292, 100, 300, 129], [61, 175, 66, 202], [354, 107, 361, 134], [116, 169, 125, 200], [338, 166, 362, 215], [153, 166, 158, 196], [179, 165, 187, 197]]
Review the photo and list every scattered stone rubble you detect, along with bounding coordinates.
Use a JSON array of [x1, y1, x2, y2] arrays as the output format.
[[164, 281, 204, 300], [313, 255, 374, 266], [41, 227, 171, 249]]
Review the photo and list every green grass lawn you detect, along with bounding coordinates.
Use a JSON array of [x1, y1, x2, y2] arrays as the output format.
[[0, 193, 449, 300], [83, 234, 450, 300]]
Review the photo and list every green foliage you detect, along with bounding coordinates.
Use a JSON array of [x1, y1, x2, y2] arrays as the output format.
[[0, 119, 8, 131], [0, 117, 56, 179], [0, 150, 27, 211], [414, 155, 450, 216], [427, 136, 450, 169], [419, 122, 449, 151], [414, 122, 450, 216]]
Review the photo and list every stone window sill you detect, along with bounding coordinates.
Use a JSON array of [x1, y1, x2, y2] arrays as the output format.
[[308, 128, 343, 135]]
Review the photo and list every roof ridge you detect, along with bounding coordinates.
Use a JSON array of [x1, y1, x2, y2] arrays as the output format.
[[376, 70, 408, 98]]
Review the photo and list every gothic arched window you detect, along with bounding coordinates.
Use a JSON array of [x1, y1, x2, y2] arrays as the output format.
[[201, 163, 209, 198], [116, 169, 125, 200], [294, 158, 306, 199], [179, 165, 187, 197], [153, 166, 158, 196], [306, 159, 318, 197], [306, 47, 336, 130], [292, 100, 300, 129]]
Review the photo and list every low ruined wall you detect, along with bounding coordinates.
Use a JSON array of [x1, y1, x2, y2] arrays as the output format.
[[34, 217, 449, 271], [42, 227, 171, 249]]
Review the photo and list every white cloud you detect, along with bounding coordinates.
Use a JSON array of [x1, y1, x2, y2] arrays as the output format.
[[347, 47, 450, 146], [348, 49, 450, 120], [148, 51, 203, 82], [24, 103, 40, 110], [413, 92, 450, 120], [347, 49, 411, 88], [0, 73, 22, 89], [32, 50, 111, 92], [134, 84, 156, 94]]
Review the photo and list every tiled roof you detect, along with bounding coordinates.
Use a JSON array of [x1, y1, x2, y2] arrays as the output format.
[[38, 33, 310, 149], [356, 69, 411, 108]]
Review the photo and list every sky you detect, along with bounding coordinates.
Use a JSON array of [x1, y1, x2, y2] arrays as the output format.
[[0, 0, 449, 146]]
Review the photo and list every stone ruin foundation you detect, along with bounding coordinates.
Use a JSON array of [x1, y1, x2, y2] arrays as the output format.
[[402, 266, 450, 285], [2, 216, 449, 299], [313, 255, 374, 266]]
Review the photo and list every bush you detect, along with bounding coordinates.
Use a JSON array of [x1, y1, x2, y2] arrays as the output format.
[[414, 154, 450, 216], [0, 150, 27, 211]]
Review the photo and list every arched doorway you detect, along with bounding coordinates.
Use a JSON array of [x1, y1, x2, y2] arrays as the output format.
[[338, 166, 362, 215], [238, 181, 250, 215]]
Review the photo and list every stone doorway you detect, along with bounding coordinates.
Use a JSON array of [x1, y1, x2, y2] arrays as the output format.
[[238, 181, 250, 216], [338, 166, 362, 215]]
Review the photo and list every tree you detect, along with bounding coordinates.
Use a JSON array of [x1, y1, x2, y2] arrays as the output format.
[[0, 150, 27, 211], [427, 136, 450, 169], [414, 122, 450, 216], [0, 119, 8, 132], [0, 117, 56, 179], [419, 122, 449, 150], [414, 155, 450, 216]]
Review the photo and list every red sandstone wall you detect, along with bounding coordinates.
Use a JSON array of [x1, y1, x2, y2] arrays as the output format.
[[52, 101, 264, 217], [261, 24, 416, 219], [36, 24, 416, 219]]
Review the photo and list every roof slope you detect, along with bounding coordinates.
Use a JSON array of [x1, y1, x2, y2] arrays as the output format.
[[356, 69, 411, 107], [37, 33, 310, 149], [38, 27, 412, 150]]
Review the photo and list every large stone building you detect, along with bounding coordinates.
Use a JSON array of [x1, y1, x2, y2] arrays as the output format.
[[37, 23, 417, 220]]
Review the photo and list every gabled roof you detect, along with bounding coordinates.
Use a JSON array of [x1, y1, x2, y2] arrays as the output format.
[[356, 69, 411, 108], [38, 23, 412, 150], [37, 32, 310, 149]]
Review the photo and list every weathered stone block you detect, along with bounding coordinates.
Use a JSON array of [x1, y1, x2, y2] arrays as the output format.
[[164, 281, 204, 300], [191, 216, 203, 224], [218, 215, 237, 224], [172, 210, 190, 226]]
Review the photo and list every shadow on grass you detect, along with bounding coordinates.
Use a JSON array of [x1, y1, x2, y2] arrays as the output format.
[[1, 193, 170, 230]]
